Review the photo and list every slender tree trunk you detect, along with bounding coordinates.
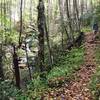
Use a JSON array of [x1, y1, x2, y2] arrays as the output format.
[[19, 0, 23, 47], [65, 0, 74, 44], [0, 0, 4, 81], [37, 0, 45, 72], [73, 0, 80, 33], [80, 0, 84, 27], [46, 0, 53, 66], [59, 0, 64, 49], [59, 0, 69, 50], [0, 45, 4, 81], [13, 45, 20, 89], [90, 0, 93, 12], [30, 0, 33, 24], [47, 0, 52, 34], [44, 19, 53, 67]]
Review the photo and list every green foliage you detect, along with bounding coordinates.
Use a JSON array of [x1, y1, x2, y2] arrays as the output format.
[[0, 46, 84, 99], [90, 66, 100, 100], [81, 3, 100, 27], [5, 30, 19, 44], [0, 80, 22, 100], [90, 39, 100, 99], [0, 0, 94, 99], [25, 76, 48, 100], [47, 46, 84, 80], [94, 5, 100, 23], [0, 30, 19, 45], [0, 14, 19, 45], [81, 12, 93, 26], [23, 46, 84, 99], [81, 27, 91, 33]]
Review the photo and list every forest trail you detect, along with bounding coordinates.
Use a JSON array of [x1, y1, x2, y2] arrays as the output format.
[[43, 32, 97, 100]]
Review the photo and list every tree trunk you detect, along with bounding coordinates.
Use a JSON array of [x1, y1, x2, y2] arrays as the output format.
[[0, 1, 4, 81], [37, 0, 45, 72], [0, 46, 4, 81], [19, 0, 23, 47], [73, 0, 80, 33], [45, 21, 53, 67], [29, 0, 33, 24], [46, 0, 53, 66], [65, 0, 74, 44], [80, 0, 84, 27], [59, 0, 69, 50], [13, 45, 20, 89]]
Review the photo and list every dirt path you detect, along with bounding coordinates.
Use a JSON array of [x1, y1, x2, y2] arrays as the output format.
[[63, 32, 96, 99], [43, 32, 97, 100]]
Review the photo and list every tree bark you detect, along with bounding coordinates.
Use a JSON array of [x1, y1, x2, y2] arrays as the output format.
[[45, 21, 53, 67], [19, 0, 23, 47], [13, 45, 20, 89], [0, 46, 4, 81], [37, 0, 45, 72], [73, 0, 80, 33], [0, 1, 4, 81], [59, 0, 69, 50], [65, 0, 74, 44]]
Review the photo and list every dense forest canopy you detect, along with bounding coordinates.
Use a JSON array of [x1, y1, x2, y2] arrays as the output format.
[[0, 0, 100, 99]]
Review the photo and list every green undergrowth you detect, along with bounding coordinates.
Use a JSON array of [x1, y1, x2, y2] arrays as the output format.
[[90, 34, 100, 100], [0, 46, 84, 100], [47, 46, 84, 81], [81, 27, 91, 33], [25, 46, 84, 99]]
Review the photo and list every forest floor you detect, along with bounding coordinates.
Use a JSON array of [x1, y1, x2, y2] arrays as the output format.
[[43, 32, 99, 100]]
